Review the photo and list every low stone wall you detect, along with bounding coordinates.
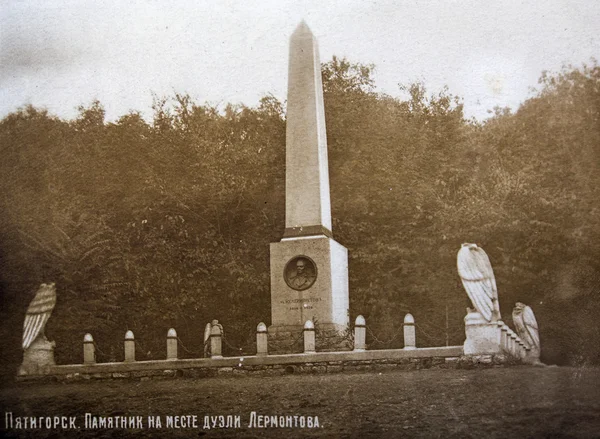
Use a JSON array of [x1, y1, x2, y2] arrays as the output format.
[[17, 312, 535, 382], [15, 347, 521, 383]]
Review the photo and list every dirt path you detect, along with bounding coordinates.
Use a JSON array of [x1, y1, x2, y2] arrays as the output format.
[[1, 366, 599, 438]]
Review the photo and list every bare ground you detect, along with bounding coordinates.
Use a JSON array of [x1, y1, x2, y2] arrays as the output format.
[[1, 366, 599, 438]]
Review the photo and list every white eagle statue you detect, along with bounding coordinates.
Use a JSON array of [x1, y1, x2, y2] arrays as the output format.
[[457, 243, 501, 322], [22, 283, 57, 350], [512, 302, 541, 357]]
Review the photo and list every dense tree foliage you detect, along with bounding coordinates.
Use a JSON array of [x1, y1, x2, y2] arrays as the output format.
[[1, 58, 598, 373]]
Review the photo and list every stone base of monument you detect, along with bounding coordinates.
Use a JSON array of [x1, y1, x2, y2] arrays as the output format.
[[270, 236, 349, 337], [463, 311, 502, 355], [18, 337, 56, 376], [268, 324, 352, 354]]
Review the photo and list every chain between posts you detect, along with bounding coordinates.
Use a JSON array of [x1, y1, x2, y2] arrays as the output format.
[[291, 330, 305, 347], [85, 329, 255, 361], [277, 330, 305, 349], [219, 327, 306, 353], [415, 323, 462, 342], [92, 341, 110, 360], [366, 325, 404, 346], [221, 332, 250, 355], [176, 336, 204, 356], [88, 322, 423, 360]]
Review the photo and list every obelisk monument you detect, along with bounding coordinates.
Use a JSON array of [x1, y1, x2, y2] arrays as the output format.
[[269, 22, 349, 341]]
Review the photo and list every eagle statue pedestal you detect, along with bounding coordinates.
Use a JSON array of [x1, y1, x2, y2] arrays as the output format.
[[463, 310, 502, 355], [18, 336, 56, 376]]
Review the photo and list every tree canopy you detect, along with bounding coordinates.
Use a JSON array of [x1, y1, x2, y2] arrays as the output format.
[[0, 58, 598, 372]]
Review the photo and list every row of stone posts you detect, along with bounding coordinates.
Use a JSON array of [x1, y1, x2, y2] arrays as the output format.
[[81, 314, 419, 364], [82, 329, 181, 365], [499, 322, 529, 360], [464, 312, 532, 360], [255, 315, 416, 355]]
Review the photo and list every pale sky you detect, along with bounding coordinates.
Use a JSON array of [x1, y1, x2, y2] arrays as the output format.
[[1, 0, 598, 122]]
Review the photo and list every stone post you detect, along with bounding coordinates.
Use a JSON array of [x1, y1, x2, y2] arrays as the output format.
[[83, 333, 95, 365], [210, 324, 223, 359], [501, 324, 509, 353], [353, 315, 366, 352], [518, 340, 526, 359], [256, 322, 268, 356], [495, 321, 506, 359], [303, 320, 316, 353], [124, 330, 135, 362], [403, 313, 416, 350], [506, 329, 513, 354], [167, 328, 178, 360], [510, 332, 517, 357], [519, 339, 525, 358]]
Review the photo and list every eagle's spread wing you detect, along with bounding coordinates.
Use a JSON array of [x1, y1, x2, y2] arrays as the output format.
[[512, 307, 526, 336], [457, 244, 499, 322], [523, 305, 540, 349], [203, 323, 212, 345], [22, 283, 56, 349]]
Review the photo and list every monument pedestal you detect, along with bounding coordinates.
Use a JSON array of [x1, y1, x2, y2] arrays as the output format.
[[18, 337, 56, 376], [463, 311, 502, 355], [269, 235, 349, 352]]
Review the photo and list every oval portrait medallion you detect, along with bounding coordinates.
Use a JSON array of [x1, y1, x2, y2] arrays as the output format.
[[284, 256, 317, 291]]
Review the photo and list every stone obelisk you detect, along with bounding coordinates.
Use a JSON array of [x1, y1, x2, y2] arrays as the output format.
[[269, 22, 349, 343]]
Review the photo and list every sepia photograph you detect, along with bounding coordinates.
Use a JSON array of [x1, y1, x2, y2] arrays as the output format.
[[1, 1, 599, 437]]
